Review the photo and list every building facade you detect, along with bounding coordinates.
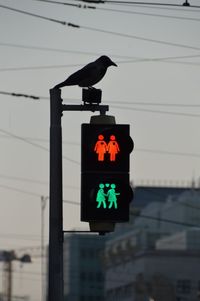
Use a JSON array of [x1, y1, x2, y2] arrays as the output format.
[[63, 233, 106, 301], [104, 188, 200, 301]]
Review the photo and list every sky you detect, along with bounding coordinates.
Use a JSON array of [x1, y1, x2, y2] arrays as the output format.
[[0, 0, 200, 300]]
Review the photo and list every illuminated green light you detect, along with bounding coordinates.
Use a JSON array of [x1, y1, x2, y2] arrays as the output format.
[[96, 183, 120, 209]]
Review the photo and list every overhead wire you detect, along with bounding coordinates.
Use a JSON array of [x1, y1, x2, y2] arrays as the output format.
[[1, 4, 200, 51], [1, 131, 200, 159], [0, 183, 79, 205], [1, 42, 200, 71], [0, 128, 79, 165], [0, 182, 199, 228], [0, 173, 79, 190], [2, 90, 200, 109], [77, 0, 200, 9], [1, 90, 200, 119], [111, 105, 200, 118], [94, 6, 200, 21], [1, 54, 200, 72], [1, 126, 200, 160], [0, 42, 135, 59], [30, 0, 200, 22]]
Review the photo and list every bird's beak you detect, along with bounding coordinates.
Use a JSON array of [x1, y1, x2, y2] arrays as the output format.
[[111, 61, 117, 67]]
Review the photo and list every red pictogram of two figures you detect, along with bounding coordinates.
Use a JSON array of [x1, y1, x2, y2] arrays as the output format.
[[94, 134, 120, 162]]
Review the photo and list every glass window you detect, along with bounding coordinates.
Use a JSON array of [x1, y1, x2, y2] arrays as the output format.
[[176, 279, 191, 294]]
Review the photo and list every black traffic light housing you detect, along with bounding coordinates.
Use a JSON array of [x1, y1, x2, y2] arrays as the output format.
[[81, 123, 134, 223]]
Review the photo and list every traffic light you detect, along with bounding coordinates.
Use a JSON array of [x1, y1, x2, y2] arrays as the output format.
[[81, 123, 134, 223]]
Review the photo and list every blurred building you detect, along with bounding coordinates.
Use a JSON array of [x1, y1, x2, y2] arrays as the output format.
[[63, 233, 106, 301], [104, 187, 200, 301]]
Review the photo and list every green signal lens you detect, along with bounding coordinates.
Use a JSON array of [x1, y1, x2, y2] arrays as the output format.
[[96, 183, 120, 209]]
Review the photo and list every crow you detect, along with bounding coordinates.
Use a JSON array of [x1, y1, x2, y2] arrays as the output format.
[[54, 55, 117, 89]]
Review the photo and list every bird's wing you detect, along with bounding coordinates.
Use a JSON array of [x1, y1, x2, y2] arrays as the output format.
[[65, 61, 99, 86]]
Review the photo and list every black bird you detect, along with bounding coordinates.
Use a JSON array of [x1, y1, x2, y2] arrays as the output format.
[[54, 55, 117, 89]]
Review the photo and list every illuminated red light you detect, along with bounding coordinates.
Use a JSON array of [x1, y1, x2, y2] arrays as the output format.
[[94, 134, 120, 162]]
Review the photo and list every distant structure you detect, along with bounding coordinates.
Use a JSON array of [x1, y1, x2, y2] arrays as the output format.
[[63, 233, 106, 301], [103, 187, 200, 301]]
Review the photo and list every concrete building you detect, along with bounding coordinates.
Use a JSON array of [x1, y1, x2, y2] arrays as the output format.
[[104, 188, 200, 301], [63, 233, 106, 301]]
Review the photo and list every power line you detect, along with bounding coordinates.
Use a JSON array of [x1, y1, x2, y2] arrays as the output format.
[[2, 90, 200, 109], [31, 0, 96, 9], [0, 91, 39, 100], [30, 0, 200, 22], [0, 133, 80, 146], [0, 173, 79, 191], [0, 4, 72, 26], [0, 63, 83, 72], [0, 182, 200, 235], [133, 210, 200, 228], [0, 42, 135, 59], [1, 4, 200, 51], [0, 183, 79, 205], [1, 128, 200, 160], [2, 42, 200, 63], [0, 128, 79, 165], [125, 3, 200, 13], [1, 90, 200, 119], [110, 100, 200, 107], [78, 0, 200, 9], [135, 147, 200, 159], [0, 183, 41, 197], [1, 126, 200, 158], [80, 24, 200, 51], [112, 105, 200, 118], [1, 54, 200, 72], [96, 6, 200, 21]]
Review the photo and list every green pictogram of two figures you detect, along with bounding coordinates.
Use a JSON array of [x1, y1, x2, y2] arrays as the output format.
[[96, 183, 120, 209]]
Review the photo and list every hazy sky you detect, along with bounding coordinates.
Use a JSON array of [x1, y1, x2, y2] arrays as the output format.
[[0, 0, 200, 300]]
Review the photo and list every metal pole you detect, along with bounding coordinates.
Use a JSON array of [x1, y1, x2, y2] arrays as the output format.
[[41, 196, 48, 301], [48, 88, 63, 301]]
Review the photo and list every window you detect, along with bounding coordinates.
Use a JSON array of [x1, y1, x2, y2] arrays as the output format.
[[176, 279, 191, 294], [80, 271, 86, 281]]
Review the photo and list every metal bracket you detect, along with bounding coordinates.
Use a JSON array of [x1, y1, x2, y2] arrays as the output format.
[[62, 104, 109, 115]]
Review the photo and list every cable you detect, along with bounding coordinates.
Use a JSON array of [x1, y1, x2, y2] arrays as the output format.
[[0, 134, 80, 147], [96, 6, 200, 21], [112, 105, 200, 118], [30, 0, 200, 22], [0, 183, 79, 206], [31, 0, 96, 9], [0, 4, 74, 26], [2, 90, 200, 108], [135, 147, 200, 159], [2, 89, 200, 109], [0, 183, 41, 198], [0, 128, 79, 165], [109, 99, 200, 107], [0, 173, 79, 191], [1, 182, 200, 228], [2, 90, 200, 120], [1, 131, 200, 160], [0, 63, 83, 72], [2, 42, 200, 63], [79, 0, 200, 9], [134, 212, 200, 228], [0, 42, 135, 59], [1, 54, 200, 72], [81, 24, 200, 51], [0, 91, 39, 100], [1, 4, 200, 51]]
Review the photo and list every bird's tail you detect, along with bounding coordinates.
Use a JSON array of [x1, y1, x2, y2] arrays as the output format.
[[54, 80, 72, 89]]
